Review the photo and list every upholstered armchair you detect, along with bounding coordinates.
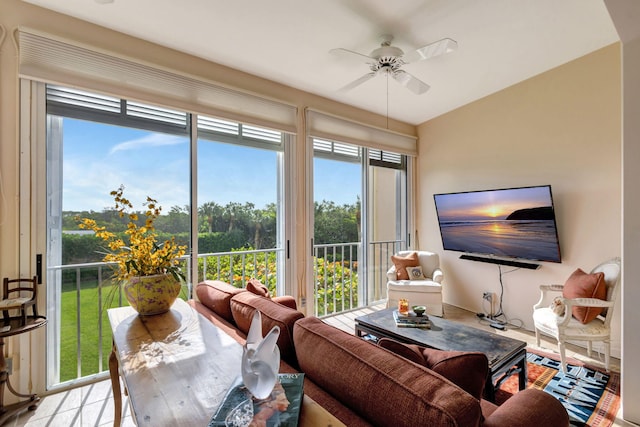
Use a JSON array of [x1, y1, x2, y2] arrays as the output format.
[[386, 251, 444, 317], [532, 257, 621, 372]]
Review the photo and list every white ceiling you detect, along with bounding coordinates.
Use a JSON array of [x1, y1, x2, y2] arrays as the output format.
[[23, 0, 619, 125]]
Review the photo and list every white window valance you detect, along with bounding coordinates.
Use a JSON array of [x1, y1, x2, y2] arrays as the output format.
[[305, 109, 417, 156], [16, 28, 297, 134]]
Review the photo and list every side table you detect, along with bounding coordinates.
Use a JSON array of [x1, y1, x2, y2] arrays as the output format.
[[108, 299, 346, 426], [0, 316, 47, 425]]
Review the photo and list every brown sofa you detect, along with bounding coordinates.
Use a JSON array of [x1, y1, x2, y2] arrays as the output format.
[[189, 280, 569, 427]]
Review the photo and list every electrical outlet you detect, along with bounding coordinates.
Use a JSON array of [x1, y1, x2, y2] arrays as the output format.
[[482, 292, 494, 317], [6, 357, 12, 375]]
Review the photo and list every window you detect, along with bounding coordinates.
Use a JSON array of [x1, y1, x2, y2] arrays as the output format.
[[44, 85, 288, 387], [311, 138, 409, 316]]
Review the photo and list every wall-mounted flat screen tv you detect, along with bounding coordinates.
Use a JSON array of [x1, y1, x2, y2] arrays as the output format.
[[433, 185, 561, 263]]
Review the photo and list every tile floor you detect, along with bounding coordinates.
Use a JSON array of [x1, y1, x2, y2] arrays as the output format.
[[6, 303, 637, 426], [7, 378, 134, 427]]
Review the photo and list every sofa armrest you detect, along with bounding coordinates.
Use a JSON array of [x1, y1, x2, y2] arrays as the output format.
[[483, 389, 569, 427], [273, 295, 297, 310]]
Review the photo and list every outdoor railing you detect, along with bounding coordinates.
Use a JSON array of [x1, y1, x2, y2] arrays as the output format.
[[313, 242, 359, 316], [368, 239, 406, 304], [199, 248, 283, 289], [47, 240, 404, 387], [311, 239, 405, 316]]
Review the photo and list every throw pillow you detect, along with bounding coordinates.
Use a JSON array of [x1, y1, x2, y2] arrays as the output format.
[[377, 338, 426, 365], [406, 265, 426, 280], [246, 278, 270, 298], [421, 348, 488, 400], [562, 268, 607, 324], [391, 252, 420, 280]]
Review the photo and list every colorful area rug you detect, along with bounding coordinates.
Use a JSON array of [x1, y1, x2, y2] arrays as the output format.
[[495, 349, 620, 427]]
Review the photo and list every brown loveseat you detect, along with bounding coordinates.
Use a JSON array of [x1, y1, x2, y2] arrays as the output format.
[[189, 280, 569, 427]]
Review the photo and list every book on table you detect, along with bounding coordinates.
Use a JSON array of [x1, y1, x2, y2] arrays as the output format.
[[393, 309, 431, 328], [209, 373, 304, 427]]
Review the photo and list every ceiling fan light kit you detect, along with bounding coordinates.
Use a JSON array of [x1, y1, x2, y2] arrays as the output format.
[[331, 35, 457, 95]]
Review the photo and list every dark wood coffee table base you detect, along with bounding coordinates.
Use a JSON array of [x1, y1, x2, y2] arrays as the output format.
[[355, 309, 527, 402]]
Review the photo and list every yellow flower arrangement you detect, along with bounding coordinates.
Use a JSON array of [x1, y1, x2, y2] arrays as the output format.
[[76, 185, 187, 284]]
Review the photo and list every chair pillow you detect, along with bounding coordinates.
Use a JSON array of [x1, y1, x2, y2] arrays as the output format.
[[391, 252, 420, 280], [406, 266, 426, 280], [562, 268, 607, 324], [378, 338, 488, 400]]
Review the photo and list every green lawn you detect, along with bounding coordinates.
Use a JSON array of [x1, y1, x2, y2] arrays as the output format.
[[60, 284, 116, 382]]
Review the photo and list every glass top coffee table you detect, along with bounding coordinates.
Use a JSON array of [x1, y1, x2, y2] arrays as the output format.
[[354, 308, 527, 402]]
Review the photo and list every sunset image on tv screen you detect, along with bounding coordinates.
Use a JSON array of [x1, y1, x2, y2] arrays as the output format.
[[433, 186, 561, 262]]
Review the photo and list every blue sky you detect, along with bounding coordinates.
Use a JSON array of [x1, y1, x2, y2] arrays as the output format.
[[434, 186, 553, 221], [62, 118, 360, 212]]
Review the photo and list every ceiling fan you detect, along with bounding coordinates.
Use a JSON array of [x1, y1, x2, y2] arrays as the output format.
[[331, 35, 457, 95]]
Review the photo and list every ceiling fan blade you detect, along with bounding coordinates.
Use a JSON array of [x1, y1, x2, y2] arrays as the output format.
[[338, 72, 377, 92], [392, 70, 430, 95], [402, 38, 458, 64], [330, 48, 375, 64]]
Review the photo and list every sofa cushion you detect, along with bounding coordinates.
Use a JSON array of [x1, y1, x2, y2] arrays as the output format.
[[195, 280, 245, 323], [293, 317, 482, 427], [247, 278, 270, 298], [378, 338, 488, 400], [562, 268, 607, 323], [278, 362, 373, 427], [391, 252, 420, 280], [230, 292, 304, 366]]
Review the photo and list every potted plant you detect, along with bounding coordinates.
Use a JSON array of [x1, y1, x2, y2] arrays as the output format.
[[77, 185, 187, 315]]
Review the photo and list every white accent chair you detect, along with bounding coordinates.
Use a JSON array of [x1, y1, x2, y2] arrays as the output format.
[[386, 251, 444, 317], [532, 257, 621, 372]]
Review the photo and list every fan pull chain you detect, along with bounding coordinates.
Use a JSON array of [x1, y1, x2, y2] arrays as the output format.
[[386, 71, 389, 129]]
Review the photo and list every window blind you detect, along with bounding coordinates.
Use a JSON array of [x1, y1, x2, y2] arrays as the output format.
[[306, 109, 417, 156], [17, 28, 297, 134]]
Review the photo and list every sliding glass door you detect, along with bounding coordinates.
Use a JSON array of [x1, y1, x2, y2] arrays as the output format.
[[312, 139, 362, 315], [44, 85, 288, 388], [311, 139, 409, 316], [367, 151, 409, 302], [196, 116, 287, 294]]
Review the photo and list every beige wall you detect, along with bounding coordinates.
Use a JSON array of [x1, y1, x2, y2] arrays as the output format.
[[417, 44, 622, 357]]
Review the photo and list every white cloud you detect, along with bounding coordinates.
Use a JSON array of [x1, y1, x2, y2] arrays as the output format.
[[109, 134, 185, 154]]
